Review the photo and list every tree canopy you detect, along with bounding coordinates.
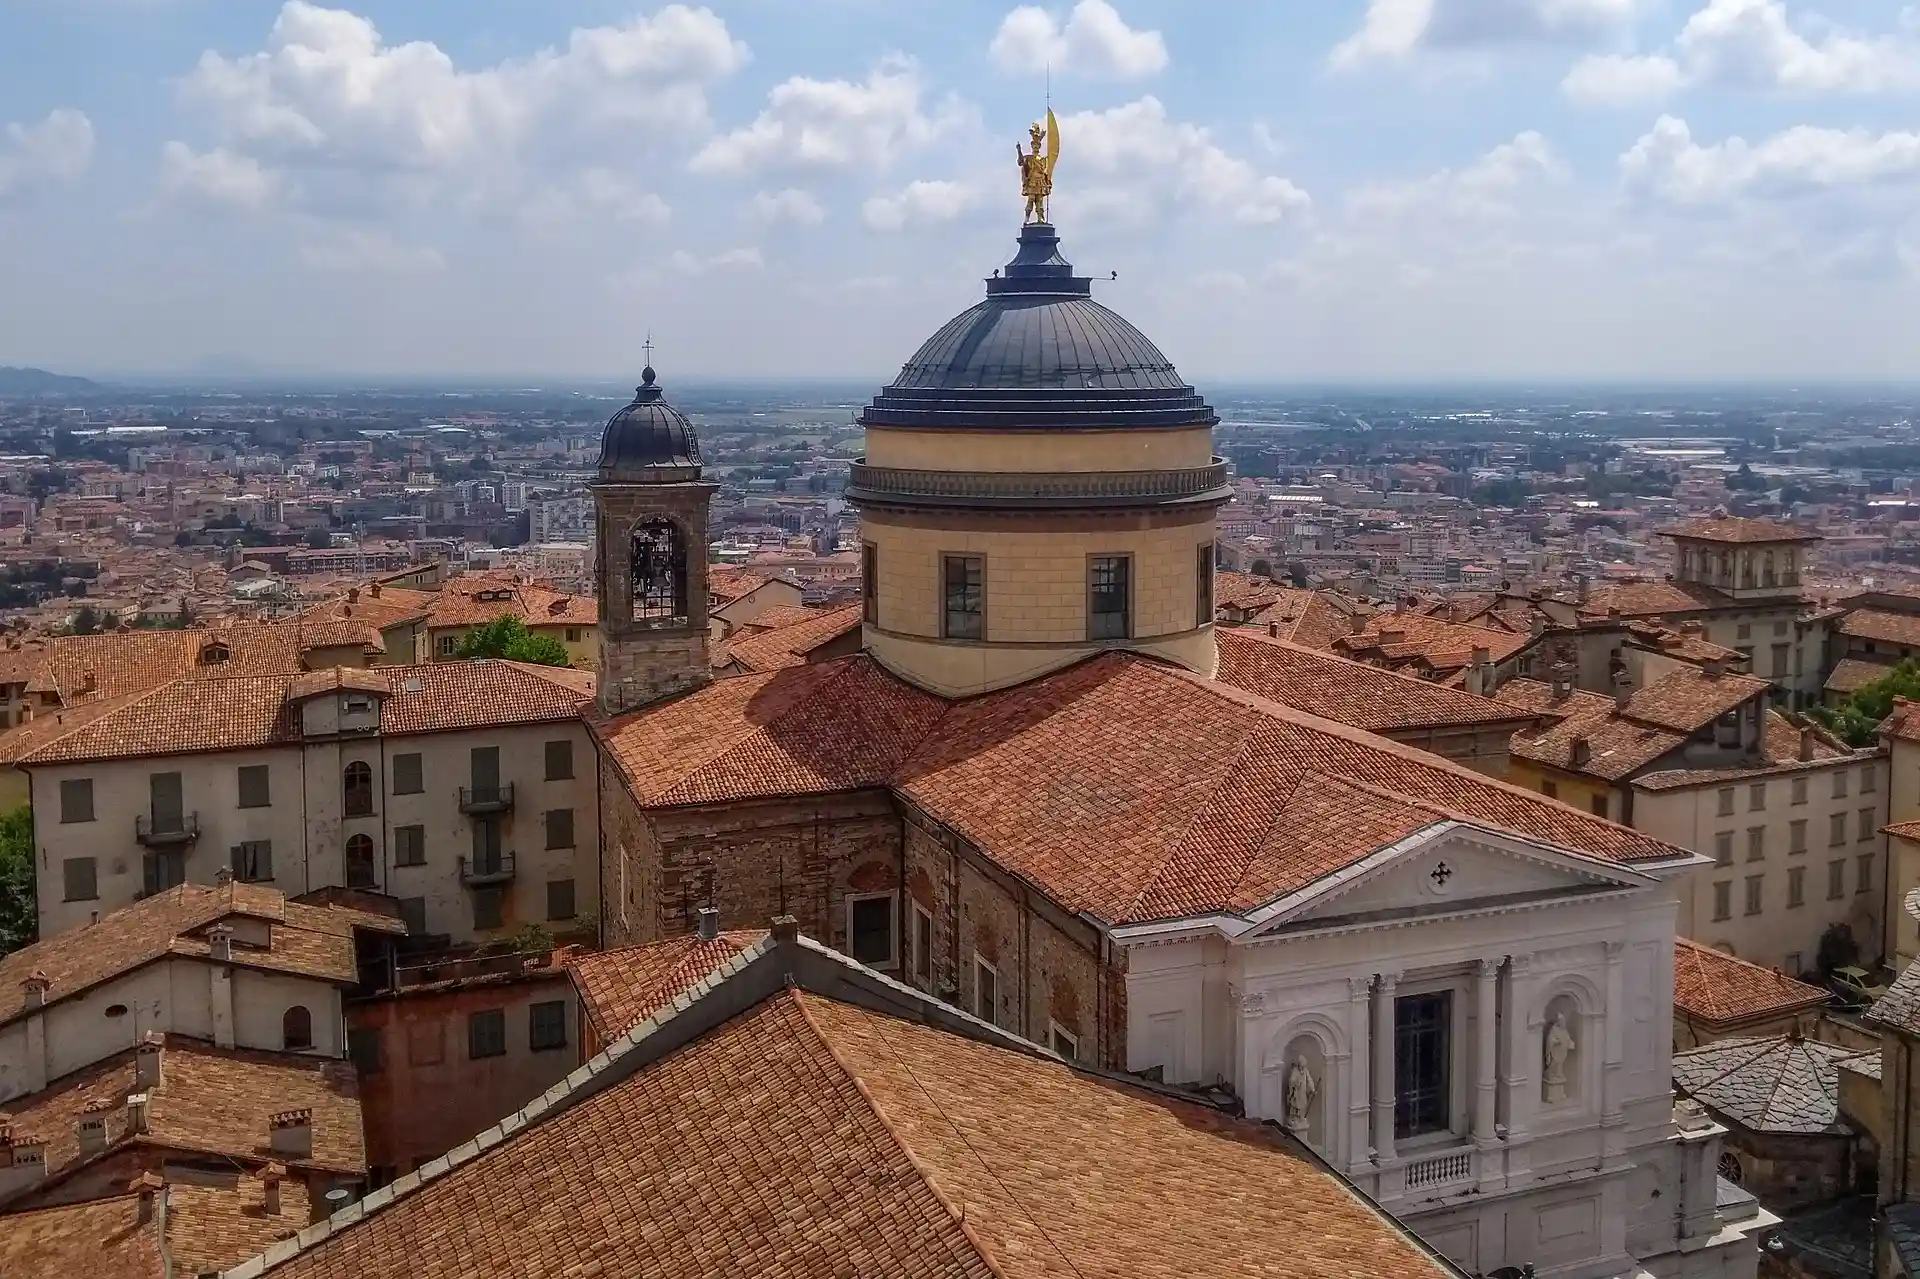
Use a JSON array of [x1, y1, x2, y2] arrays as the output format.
[[1808, 657, 1920, 747], [0, 806, 36, 956], [451, 616, 572, 667]]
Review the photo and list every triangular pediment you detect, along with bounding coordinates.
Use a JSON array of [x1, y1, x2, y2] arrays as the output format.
[[1240, 822, 1657, 939]]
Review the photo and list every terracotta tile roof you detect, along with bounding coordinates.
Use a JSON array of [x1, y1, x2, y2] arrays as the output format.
[[1331, 612, 1531, 672], [1212, 571, 1291, 614], [1837, 609, 1920, 648], [1214, 630, 1538, 733], [1663, 516, 1820, 544], [6, 660, 592, 765], [1628, 623, 1744, 665], [732, 604, 828, 634], [1881, 699, 1920, 744], [1619, 666, 1770, 734], [1258, 589, 1372, 650], [0, 1034, 364, 1198], [291, 619, 385, 653], [0, 883, 381, 1028], [722, 603, 863, 673], [1672, 1034, 1868, 1134], [238, 984, 1450, 1279], [1580, 580, 1731, 618], [1501, 667, 1768, 783], [567, 931, 767, 1040], [1672, 939, 1829, 1026], [1633, 713, 1854, 790], [706, 566, 776, 603], [167, 1172, 312, 1275], [0, 1194, 164, 1278], [420, 575, 596, 631], [1827, 656, 1895, 695], [1886, 819, 1920, 841], [300, 586, 436, 632]]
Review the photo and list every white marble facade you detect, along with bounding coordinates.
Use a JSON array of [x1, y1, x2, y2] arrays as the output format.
[[1116, 823, 1767, 1279]]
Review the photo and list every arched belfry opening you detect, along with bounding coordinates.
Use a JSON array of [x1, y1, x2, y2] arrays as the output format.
[[630, 517, 690, 625]]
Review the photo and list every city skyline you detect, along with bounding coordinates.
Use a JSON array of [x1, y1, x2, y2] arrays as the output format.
[[2, 0, 1919, 382]]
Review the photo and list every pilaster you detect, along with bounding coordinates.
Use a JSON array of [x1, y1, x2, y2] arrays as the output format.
[[1370, 971, 1398, 1167], [1500, 953, 1536, 1188]]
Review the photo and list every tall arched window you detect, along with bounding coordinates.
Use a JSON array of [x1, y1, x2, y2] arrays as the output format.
[[343, 761, 373, 817], [283, 1005, 313, 1051], [630, 518, 688, 624], [344, 833, 376, 889]]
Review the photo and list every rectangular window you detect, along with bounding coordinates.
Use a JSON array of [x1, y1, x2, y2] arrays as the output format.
[[1858, 853, 1874, 895], [472, 885, 503, 931], [1828, 860, 1846, 901], [1785, 951, 1803, 975], [1770, 643, 1790, 677], [1830, 812, 1848, 848], [1087, 555, 1131, 640], [59, 777, 94, 824], [1712, 881, 1731, 921], [1862, 765, 1878, 794], [1791, 777, 1808, 806], [231, 840, 273, 883], [394, 825, 426, 867], [1541, 779, 1558, 800], [544, 739, 573, 781], [1788, 866, 1806, 907], [1789, 819, 1807, 854], [62, 856, 97, 902], [545, 808, 575, 850], [1832, 770, 1849, 799], [941, 555, 984, 641], [237, 765, 271, 809], [467, 1009, 506, 1060], [143, 850, 185, 896], [398, 896, 428, 936], [547, 878, 576, 921], [861, 544, 878, 625], [565, 627, 582, 643], [1861, 807, 1877, 842], [1746, 827, 1765, 862], [1393, 991, 1452, 1140], [1744, 874, 1763, 916], [974, 955, 999, 1025], [912, 903, 933, 985], [1050, 1023, 1079, 1061], [529, 1000, 567, 1052], [1749, 783, 1766, 812], [436, 633, 458, 658], [470, 746, 500, 794], [1713, 831, 1733, 867], [848, 893, 895, 968], [347, 1027, 383, 1075], [1716, 788, 1735, 818], [392, 753, 423, 796], [1590, 794, 1608, 818], [1196, 543, 1215, 628], [149, 772, 184, 832], [1736, 623, 1752, 641]]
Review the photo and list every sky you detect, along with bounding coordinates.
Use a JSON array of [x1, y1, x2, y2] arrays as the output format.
[[2, 0, 1919, 383]]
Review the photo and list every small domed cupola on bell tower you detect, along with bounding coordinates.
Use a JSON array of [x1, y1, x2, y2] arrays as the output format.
[[589, 355, 718, 717]]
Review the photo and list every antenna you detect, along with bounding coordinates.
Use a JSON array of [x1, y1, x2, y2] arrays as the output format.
[[642, 332, 655, 368]]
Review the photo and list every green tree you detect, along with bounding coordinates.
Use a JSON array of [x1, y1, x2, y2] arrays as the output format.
[[1809, 657, 1920, 747], [451, 616, 572, 667], [71, 605, 98, 635], [0, 806, 36, 955]]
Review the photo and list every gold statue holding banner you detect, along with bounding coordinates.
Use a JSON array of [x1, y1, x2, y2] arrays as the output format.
[[1018, 108, 1060, 224]]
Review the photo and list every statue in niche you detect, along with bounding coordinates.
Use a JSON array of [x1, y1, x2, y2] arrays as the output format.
[[1543, 1011, 1576, 1104], [1285, 1058, 1317, 1131]]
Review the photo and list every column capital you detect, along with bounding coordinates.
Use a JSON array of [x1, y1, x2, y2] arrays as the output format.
[[1348, 975, 1373, 1003], [1603, 940, 1627, 962], [1507, 954, 1533, 978], [1375, 971, 1400, 991], [1476, 958, 1501, 981]]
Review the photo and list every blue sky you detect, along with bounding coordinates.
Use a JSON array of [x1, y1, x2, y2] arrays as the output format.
[[2, 0, 1918, 382]]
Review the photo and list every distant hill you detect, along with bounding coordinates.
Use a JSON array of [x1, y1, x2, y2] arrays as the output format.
[[0, 366, 101, 396]]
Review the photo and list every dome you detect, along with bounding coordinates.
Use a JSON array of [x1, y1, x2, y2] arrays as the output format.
[[596, 367, 702, 480], [860, 223, 1216, 431]]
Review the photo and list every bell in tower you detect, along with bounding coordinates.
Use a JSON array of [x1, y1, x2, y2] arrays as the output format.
[[589, 358, 717, 717]]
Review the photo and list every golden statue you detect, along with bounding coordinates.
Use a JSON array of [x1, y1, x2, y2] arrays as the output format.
[[1018, 108, 1060, 224]]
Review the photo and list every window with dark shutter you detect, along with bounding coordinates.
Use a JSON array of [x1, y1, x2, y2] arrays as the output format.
[[529, 1000, 567, 1052], [237, 765, 271, 809], [547, 878, 576, 921], [394, 825, 426, 867], [472, 886, 503, 931], [231, 840, 273, 882], [544, 740, 573, 780], [59, 778, 94, 824], [468, 1009, 507, 1059], [392, 753, 423, 795], [62, 857, 97, 902], [546, 808, 575, 850], [347, 1027, 384, 1075], [848, 895, 893, 967]]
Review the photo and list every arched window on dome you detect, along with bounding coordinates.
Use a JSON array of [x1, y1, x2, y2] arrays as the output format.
[[631, 518, 689, 625]]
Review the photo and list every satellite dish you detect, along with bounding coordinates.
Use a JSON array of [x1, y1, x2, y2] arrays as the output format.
[[325, 1188, 351, 1204]]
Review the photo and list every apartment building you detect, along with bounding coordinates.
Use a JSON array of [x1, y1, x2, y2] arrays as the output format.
[[6, 661, 599, 947]]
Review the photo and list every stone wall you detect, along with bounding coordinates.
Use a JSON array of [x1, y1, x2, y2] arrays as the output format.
[[596, 630, 710, 720]]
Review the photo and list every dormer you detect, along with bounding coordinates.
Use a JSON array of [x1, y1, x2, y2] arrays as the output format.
[[287, 667, 390, 739], [198, 639, 231, 666], [1665, 516, 1818, 601]]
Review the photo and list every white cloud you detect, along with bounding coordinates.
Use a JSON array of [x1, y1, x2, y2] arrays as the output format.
[[690, 58, 964, 175], [1332, 0, 1636, 68], [1564, 0, 1920, 103], [298, 228, 445, 272], [174, 2, 746, 207], [517, 169, 671, 232], [1620, 114, 1920, 204], [862, 179, 978, 230], [1054, 97, 1309, 225], [668, 245, 763, 274], [1348, 130, 1566, 219], [989, 1, 1168, 79], [0, 109, 95, 202], [157, 141, 280, 211], [750, 187, 826, 225]]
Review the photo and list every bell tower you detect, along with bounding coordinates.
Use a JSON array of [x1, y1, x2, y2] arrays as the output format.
[[589, 360, 717, 717]]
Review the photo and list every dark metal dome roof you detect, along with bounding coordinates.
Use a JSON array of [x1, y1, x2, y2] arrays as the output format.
[[860, 223, 1216, 431], [597, 367, 702, 479]]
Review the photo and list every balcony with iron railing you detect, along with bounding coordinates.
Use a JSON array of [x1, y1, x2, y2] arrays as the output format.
[[135, 812, 200, 847], [843, 458, 1233, 510], [457, 783, 515, 815], [459, 852, 516, 886]]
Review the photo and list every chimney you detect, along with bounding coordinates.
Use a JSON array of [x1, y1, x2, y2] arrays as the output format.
[[370, 582, 381, 598], [1614, 677, 1633, 711], [1381, 628, 1406, 647], [1530, 614, 1547, 639], [696, 906, 720, 942], [20, 971, 49, 1009], [1576, 574, 1590, 604], [346, 587, 360, 603], [1268, 621, 1280, 638], [1570, 737, 1592, 769], [1798, 727, 1816, 762], [207, 922, 234, 962], [79, 670, 96, 694], [1606, 606, 1621, 621], [1471, 644, 1490, 668], [213, 865, 233, 886], [1551, 672, 1571, 702], [126, 1091, 150, 1135], [1349, 613, 1367, 637], [770, 915, 799, 945], [131, 1171, 163, 1225], [135, 1032, 164, 1090], [1702, 658, 1725, 679], [260, 1160, 286, 1216], [0, 1139, 46, 1195], [76, 1106, 110, 1157], [269, 1108, 313, 1160]]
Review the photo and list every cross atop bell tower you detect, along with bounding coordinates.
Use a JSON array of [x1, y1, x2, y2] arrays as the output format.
[[589, 358, 717, 717]]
